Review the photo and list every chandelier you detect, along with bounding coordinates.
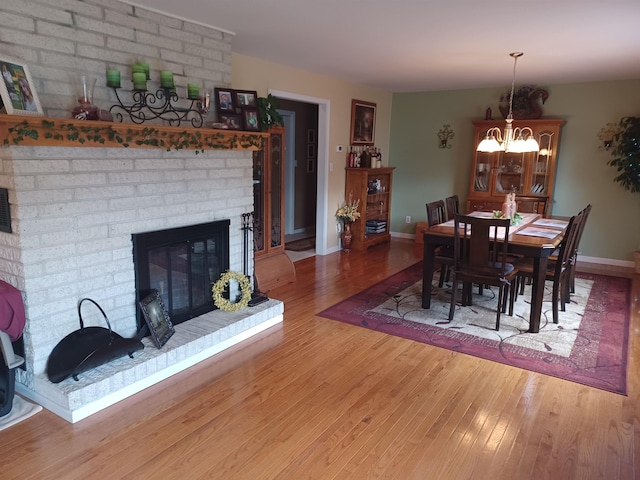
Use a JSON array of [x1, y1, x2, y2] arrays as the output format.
[[477, 52, 540, 153]]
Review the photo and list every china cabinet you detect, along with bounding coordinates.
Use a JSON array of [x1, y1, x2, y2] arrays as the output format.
[[344, 167, 395, 251], [253, 126, 295, 290], [466, 119, 564, 215]]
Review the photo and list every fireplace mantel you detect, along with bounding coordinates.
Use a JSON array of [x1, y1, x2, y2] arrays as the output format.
[[0, 115, 267, 151]]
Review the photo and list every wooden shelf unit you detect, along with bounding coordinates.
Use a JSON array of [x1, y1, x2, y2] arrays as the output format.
[[345, 167, 395, 251]]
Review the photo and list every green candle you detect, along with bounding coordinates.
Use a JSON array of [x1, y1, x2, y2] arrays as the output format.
[[132, 72, 147, 90], [140, 62, 150, 80], [132, 62, 145, 77], [160, 70, 174, 88], [106, 68, 121, 88], [187, 83, 199, 100]]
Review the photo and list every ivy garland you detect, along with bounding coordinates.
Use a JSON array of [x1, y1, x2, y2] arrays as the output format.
[[212, 271, 252, 312], [2, 119, 265, 153]]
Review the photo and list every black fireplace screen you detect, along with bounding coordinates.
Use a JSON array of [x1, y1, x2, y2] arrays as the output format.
[[132, 220, 230, 329]]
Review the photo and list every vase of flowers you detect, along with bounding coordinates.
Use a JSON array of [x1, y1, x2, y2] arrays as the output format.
[[336, 197, 361, 252]]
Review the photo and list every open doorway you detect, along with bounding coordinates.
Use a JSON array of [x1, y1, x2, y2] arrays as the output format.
[[277, 100, 318, 261], [269, 89, 330, 258]]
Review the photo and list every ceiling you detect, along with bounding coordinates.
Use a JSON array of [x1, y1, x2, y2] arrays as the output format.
[[125, 0, 640, 93]]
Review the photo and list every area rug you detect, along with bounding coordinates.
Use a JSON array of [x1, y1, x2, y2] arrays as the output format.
[[0, 395, 42, 432], [318, 262, 631, 394], [286, 237, 315, 252]]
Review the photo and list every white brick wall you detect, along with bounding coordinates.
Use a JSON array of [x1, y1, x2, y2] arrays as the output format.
[[0, 0, 233, 119], [2, 146, 253, 381]]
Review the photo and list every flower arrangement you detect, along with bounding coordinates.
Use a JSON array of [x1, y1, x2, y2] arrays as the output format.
[[336, 198, 361, 223]]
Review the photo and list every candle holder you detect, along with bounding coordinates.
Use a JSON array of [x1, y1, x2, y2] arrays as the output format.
[[109, 86, 206, 127]]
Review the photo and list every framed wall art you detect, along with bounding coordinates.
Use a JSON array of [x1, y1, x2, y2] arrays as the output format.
[[139, 289, 175, 348], [234, 89, 258, 108], [214, 87, 235, 112], [350, 99, 376, 146], [218, 113, 243, 130], [242, 108, 261, 131], [0, 56, 43, 116]]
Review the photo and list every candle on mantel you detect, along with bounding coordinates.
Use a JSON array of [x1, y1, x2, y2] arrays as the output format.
[[160, 70, 174, 89], [106, 68, 121, 88], [132, 72, 147, 91], [187, 83, 199, 100], [132, 62, 146, 78]]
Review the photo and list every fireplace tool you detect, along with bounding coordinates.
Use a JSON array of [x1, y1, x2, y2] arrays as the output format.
[[242, 212, 268, 307]]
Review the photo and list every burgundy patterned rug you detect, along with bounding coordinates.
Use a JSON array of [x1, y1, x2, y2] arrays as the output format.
[[318, 262, 631, 394]]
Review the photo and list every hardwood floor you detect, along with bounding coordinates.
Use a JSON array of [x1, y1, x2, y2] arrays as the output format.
[[2, 239, 639, 479]]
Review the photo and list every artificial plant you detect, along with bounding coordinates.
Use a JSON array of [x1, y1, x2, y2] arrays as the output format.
[[257, 93, 284, 131], [608, 116, 640, 193]]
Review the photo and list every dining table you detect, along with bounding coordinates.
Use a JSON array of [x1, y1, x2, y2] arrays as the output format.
[[421, 211, 568, 333]]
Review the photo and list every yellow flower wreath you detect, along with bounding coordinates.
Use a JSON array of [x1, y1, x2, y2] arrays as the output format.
[[211, 271, 252, 312]]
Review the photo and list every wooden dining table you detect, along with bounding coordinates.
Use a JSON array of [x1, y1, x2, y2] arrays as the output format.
[[421, 212, 568, 333]]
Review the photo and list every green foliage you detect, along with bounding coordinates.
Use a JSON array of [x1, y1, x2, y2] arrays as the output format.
[[609, 116, 640, 193], [257, 94, 284, 131], [3, 119, 265, 152]]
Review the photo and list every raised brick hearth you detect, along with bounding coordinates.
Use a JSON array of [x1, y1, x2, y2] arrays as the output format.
[[0, 144, 283, 422]]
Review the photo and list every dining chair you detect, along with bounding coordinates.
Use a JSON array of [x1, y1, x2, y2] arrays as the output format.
[[425, 199, 452, 288], [568, 204, 592, 294], [515, 210, 583, 324], [448, 214, 519, 330], [516, 196, 549, 216], [444, 194, 460, 221]]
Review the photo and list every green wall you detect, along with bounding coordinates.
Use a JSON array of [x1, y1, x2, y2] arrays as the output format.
[[389, 79, 640, 262]]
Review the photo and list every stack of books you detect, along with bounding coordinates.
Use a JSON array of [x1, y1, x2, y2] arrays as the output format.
[[366, 220, 387, 234]]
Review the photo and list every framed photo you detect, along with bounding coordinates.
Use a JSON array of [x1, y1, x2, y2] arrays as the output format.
[[214, 88, 235, 112], [242, 108, 261, 131], [139, 289, 175, 348], [0, 56, 43, 116], [235, 89, 258, 108], [218, 113, 243, 130], [307, 129, 316, 143], [306, 157, 315, 173], [350, 99, 376, 146], [307, 143, 315, 158]]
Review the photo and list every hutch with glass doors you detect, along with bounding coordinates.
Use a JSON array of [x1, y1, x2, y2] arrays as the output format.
[[467, 119, 564, 215], [253, 126, 295, 291]]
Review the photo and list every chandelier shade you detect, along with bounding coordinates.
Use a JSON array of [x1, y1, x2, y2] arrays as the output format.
[[477, 52, 540, 153]]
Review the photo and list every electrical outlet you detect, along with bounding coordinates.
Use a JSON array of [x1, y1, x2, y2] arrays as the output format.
[[336, 145, 343, 152], [405, 215, 411, 223]]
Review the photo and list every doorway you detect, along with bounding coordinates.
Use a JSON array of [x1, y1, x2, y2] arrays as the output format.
[[270, 90, 328, 256]]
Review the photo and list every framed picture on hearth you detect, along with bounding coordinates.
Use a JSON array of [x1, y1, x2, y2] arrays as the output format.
[[139, 289, 175, 348], [0, 55, 43, 116]]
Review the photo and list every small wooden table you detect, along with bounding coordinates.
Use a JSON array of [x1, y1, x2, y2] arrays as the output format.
[[421, 212, 567, 333]]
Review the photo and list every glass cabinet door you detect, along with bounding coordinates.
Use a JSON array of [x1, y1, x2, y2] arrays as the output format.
[[495, 151, 525, 195], [473, 151, 491, 193], [531, 131, 554, 196], [252, 149, 265, 253], [269, 131, 283, 248]]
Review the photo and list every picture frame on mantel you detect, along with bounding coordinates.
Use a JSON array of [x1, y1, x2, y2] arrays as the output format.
[[350, 99, 376, 146], [0, 56, 43, 116], [139, 289, 175, 348]]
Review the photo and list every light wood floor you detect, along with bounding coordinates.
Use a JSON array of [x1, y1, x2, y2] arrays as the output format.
[[2, 239, 639, 479]]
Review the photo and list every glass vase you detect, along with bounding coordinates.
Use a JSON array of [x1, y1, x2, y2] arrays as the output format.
[[72, 75, 99, 120]]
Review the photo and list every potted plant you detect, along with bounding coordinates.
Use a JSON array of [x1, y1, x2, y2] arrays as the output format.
[[608, 116, 640, 193], [607, 116, 640, 272], [257, 93, 284, 131]]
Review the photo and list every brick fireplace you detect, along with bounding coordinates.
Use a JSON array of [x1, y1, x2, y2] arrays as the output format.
[[0, 142, 283, 422]]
